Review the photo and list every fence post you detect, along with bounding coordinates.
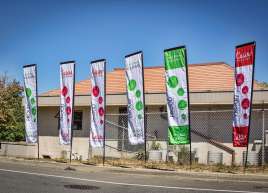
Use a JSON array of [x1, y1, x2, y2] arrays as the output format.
[[262, 102, 265, 167], [88, 141, 92, 161], [122, 125, 125, 153]]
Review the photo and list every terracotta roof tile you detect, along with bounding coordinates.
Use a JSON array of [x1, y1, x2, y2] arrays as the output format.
[[41, 62, 262, 96]]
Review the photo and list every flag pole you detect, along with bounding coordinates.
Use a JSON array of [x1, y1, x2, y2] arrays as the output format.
[[262, 101, 265, 168], [35, 65, 40, 160], [184, 47, 192, 169], [70, 62, 76, 164], [103, 60, 107, 166], [141, 52, 147, 163]]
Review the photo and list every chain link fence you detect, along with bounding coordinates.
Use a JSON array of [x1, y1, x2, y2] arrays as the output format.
[[89, 109, 268, 167]]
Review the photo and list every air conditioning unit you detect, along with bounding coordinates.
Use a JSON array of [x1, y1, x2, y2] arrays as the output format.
[[253, 140, 262, 152], [265, 130, 268, 147]]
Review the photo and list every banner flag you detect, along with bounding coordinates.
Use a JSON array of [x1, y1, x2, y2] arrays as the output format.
[[23, 64, 38, 143], [59, 61, 75, 145], [164, 46, 190, 145], [90, 59, 106, 147], [233, 42, 256, 147], [125, 52, 145, 145]]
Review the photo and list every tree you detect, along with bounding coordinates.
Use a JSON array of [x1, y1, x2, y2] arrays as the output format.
[[0, 73, 25, 141], [259, 81, 268, 89]]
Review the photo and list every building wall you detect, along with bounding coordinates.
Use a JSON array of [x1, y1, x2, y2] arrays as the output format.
[[4, 101, 265, 165], [38, 105, 264, 144], [39, 106, 58, 136]]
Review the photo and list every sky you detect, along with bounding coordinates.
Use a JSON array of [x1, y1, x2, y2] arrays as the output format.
[[0, 0, 267, 93]]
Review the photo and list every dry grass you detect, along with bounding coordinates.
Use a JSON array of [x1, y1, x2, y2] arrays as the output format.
[[83, 156, 268, 174], [18, 156, 268, 175]]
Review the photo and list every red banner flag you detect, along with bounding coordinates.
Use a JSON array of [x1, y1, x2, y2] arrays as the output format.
[[233, 42, 256, 147]]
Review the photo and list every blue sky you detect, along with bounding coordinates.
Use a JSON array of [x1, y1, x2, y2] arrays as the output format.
[[0, 0, 267, 93]]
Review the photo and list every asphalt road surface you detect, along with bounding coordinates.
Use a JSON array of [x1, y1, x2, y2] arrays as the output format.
[[0, 158, 268, 193]]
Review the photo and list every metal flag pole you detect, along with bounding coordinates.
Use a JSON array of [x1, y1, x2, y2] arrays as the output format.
[[184, 46, 192, 169], [141, 52, 147, 163], [35, 65, 40, 160], [103, 60, 107, 166], [262, 101, 265, 168], [69, 62, 76, 164]]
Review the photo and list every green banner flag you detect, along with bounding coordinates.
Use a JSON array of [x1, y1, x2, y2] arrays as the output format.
[[164, 46, 190, 145]]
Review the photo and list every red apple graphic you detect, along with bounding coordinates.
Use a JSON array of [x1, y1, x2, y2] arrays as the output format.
[[236, 73, 244, 86], [62, 86, 68, 96], [92, 86, 100, 97]]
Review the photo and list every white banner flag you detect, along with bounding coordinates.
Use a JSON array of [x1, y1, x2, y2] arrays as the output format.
[[90, 59, 106, 147], [125, 52, 145, 145], [59, 61, 75, 145], [23, 64, 38, 143]]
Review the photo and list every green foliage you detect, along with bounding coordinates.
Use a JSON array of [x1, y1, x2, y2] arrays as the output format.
[[135, 150, 145, 160], [259, 81, 268, 89], [150, 139, 161, 150], [0, 73, 25, 141]]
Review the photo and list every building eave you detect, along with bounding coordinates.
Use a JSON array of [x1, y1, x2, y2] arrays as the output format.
[[35, 90, 268, 107]]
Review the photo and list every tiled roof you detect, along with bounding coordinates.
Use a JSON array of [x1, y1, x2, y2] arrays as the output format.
[[41, 62, 262, 96]]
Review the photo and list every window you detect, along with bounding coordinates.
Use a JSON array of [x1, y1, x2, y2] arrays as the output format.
[[73, 111, 83, 130], [55, 110, 83, 130]]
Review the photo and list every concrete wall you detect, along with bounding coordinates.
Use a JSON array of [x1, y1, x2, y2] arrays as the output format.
[[0, 139, 260, 166], [0, 142, 37, 158]]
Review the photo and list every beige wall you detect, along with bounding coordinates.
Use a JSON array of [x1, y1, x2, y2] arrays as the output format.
[[39, 107, 58, 136], [0, 139, 254, 165], [38, 106, 119, 137], [37, 91, 268, 107]]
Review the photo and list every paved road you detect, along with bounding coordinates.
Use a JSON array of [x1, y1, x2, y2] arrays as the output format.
[[0, 158, 268, 193]]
